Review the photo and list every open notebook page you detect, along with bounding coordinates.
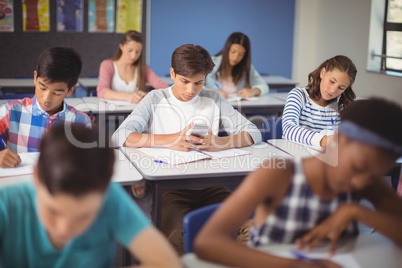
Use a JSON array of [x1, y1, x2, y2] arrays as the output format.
[[0, 152, 40, 177], [276, 250, 361, 268], [136, 147, 250, 165]]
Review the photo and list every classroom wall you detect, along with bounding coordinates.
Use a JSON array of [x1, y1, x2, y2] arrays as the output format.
[[149, 0, 295, 78], [292, 0, 402, 104]]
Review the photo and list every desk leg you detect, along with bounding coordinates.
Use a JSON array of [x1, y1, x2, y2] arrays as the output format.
[[151, 181, 163, 229], [149, 176, 246, 230]]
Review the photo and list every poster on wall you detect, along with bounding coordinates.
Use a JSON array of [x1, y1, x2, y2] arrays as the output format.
[[88, 0, 114, 33], [116, 0, 142, 33], [0, 0, 13, 32], [22, 0, 50, 32], [57, 0, 83, 32]]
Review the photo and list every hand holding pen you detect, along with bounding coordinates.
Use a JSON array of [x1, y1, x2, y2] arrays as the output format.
[[0, 138, 21, 168], [291, 250, 342, 268]]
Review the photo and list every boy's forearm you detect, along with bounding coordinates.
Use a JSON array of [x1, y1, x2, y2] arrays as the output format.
[[124, 132, 177, 148], [226, 131, 254, 148], [195, 235, 300, 268]]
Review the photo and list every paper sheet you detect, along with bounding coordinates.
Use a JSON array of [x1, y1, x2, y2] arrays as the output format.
[[277, 251, 361, 268], [0, 152, 39, 177], [227, 94, 259, 102], [136, 147, 250, 165], [98, 99, 134, 106]]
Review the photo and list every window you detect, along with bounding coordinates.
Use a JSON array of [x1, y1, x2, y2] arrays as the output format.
[[381, 0, 402, 72], [368, 0, 402, 76]]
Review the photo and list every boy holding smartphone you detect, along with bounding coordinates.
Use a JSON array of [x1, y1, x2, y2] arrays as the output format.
[[112, 44, 262, 254]]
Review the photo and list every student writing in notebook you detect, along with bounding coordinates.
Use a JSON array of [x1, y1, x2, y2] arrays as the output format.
[[0, 124, 181, 268], [195, 98, 402, 268], [282, 55, 356, 148], [205, 32, 269, 99], [97, 30, 168, 103], [0, 47, 91, 168], [112, 44, 262, 254]]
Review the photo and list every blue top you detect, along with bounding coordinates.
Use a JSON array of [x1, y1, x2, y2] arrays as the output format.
[[205, 55, 269, 96], [0, 183, 151, 268]]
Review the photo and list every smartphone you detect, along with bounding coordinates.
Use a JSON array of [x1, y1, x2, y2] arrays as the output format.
[[189, 124, 208, 138]]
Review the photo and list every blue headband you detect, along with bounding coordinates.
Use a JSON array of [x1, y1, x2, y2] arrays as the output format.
[[338, 121, 402, 156]]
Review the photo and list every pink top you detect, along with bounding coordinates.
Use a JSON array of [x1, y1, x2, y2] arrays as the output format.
[[96, 59, 169, 98]]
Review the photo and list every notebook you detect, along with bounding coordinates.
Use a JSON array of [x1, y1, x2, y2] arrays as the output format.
[[0, 152, 39, 177], [136, 147, 251, 165]]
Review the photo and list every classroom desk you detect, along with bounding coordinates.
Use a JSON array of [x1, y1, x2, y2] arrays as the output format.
[[77, 75, 297, 92], [0, 150, 143, 188], [261, 75, 297, 89], [267, 139, 323, 159], [268, 139, 402, 188], [181, 232, 402, 268], [229, 94, 286, 116], [159, 75, 298, 90], [0, 78, 35, 94], [82, 94, 286, 118], [120, 143, 291, 228], [0, 97, 91, 113]]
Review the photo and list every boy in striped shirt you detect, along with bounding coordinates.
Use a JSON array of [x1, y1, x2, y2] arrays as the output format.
[[0, 47, 91, 168]]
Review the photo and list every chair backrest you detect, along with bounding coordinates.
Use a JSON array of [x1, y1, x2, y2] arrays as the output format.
[[183, 203, 221, 253], [261, 117, 283, 142]]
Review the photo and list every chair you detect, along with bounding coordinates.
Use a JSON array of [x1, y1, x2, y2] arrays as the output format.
[[183, 203, 221, 253], [261, 117, 283, 142]]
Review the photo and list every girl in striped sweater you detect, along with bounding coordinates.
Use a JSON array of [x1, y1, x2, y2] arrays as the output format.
[[282, 55, 356, 147]]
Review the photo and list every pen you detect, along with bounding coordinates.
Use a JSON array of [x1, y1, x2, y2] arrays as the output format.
[[0, 136, 8, 149], [290, 250, 317, 263], [214, 82, 221, 90], [153, 160, 167, 164], [331, 118, 335, 130]]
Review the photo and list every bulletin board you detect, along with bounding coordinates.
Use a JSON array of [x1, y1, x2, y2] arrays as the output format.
[[0, 0, 147, 78]]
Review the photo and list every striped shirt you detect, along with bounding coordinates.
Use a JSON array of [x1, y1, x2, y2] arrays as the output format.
[[0, 96, 91, 153], [282, 88, 340, 147], [248, 158, 358, 246]]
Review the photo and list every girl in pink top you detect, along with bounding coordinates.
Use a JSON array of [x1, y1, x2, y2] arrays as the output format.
[[97, 30, 168, 103]]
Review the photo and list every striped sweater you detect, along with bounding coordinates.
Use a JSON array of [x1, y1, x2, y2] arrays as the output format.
[[282, 88, 339, 147]]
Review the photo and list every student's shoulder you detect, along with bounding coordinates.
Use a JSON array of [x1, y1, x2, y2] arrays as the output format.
[[100, 59, 114, 70], [246, 158, 294, 197], [287, 87, 308, 101], [198, 87, 222, 101], [101, 59, 113, 66], [0, 183, 34, 207], [2, 98, 33, 110]]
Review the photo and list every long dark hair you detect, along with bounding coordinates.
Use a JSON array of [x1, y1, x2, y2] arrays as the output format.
[[307, 55, 357, 112], [215, 32, 251, 87], [111, 30, 146, 92]]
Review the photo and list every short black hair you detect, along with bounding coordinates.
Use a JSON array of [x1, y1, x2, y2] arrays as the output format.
[[36, 47, 82, 89], [341, 98, 402, 148], [37, 123, 115, 197], [171, 44, 215, 77]]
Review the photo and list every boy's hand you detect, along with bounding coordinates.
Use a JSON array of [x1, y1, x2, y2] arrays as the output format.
[[195, 128, 229, 152], [237, 88, 260, 98], [296, 203, 357, 256], [167, 123, 204, 151], [129, 91, 146, 103], [217, 90, 228, 99], [0, 149, 22, 168]]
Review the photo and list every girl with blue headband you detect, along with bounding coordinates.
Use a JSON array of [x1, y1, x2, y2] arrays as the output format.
[[195, 98, 402, 267]]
